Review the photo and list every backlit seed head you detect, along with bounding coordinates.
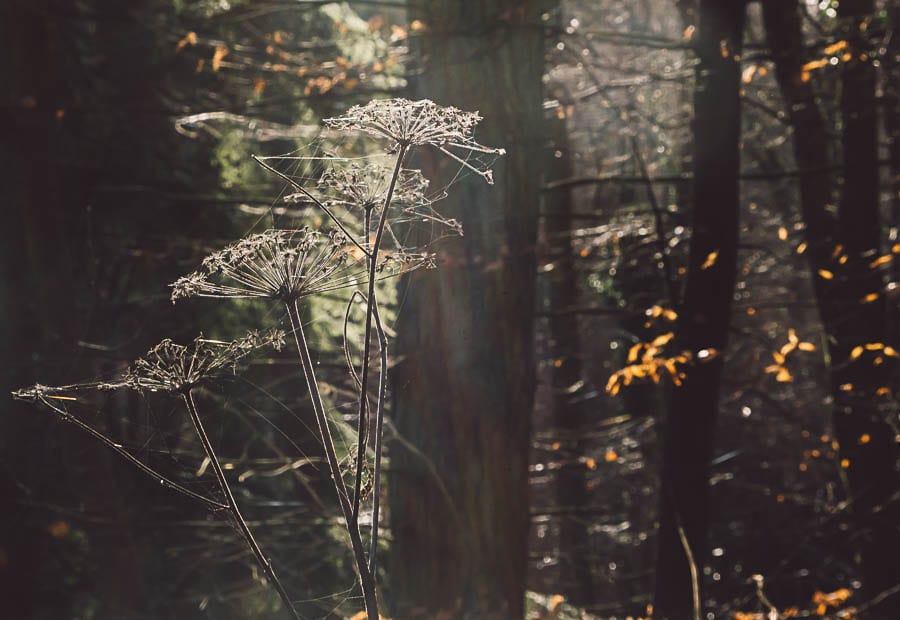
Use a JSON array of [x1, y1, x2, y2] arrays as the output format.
[[123, 329, 285, 393]]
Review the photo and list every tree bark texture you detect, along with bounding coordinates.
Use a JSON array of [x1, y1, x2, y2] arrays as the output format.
[[388, 1, 548, 618], [765, 2, 899, 615], [543, 115, 594, 607], [831, 2, 899, 615], [653, 2, 744, 618]]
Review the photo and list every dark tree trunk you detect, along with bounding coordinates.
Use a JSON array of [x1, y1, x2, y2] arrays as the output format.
[[0, 2, 85, 616], [543, 115, 594, 607], [387, 1, 548, 618], [765, 1, 899, 616], [830, 2, 899, 616], [652, 2, 744, 618], [886, 0, 900, 333]]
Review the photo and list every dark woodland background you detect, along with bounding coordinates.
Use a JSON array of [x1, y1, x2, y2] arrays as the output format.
[[1, 1, 898, 619]]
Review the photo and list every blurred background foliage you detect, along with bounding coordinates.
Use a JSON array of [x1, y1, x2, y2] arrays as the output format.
[[1, 1, 897, 619]]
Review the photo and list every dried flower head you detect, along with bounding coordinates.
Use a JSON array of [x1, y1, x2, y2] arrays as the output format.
[[316, 163, 430, 211], [123, 330, 285, 393], [323, 98, 505, 183], [314, 162, 461, 238], [171, 228, 360, 302], [171, 228, 435, 303]]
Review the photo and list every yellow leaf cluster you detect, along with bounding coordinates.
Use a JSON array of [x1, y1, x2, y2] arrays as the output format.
[[765, 329, 815, 382], [644, 304, 678, 328], [606, 335, 707, 396], [800, 41, 849, 82], [812, 588, 851, 616], [848, 342, 899, 363]]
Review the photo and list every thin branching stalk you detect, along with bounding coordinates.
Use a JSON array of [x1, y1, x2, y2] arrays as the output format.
[[285, 300, 379, 620], [368, 295, 389, 577], [352, 144, 408, 523], [250, 154, 370, 258], [27, 394, 228, 511], [182, 391, 300, 620]]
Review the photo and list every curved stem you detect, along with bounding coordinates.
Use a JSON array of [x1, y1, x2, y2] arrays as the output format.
[[368, 296, 389, 577], [182, 391, 299, 620], [285, 301, 379, 620]]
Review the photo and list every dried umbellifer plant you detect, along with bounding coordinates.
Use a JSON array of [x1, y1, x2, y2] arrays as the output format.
[[13, 98, 503, 620]]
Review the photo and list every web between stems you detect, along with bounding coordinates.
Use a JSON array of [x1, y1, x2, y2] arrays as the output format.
[[253, 134, 502, 254], [15, 98, 505, 620]]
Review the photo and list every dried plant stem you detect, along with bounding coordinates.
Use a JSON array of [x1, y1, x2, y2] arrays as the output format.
[[35, 396, 228, 511], [250, 154, 370, 258], [368, 296, 388, 577], [352, 145, 408, 523], [181, 391, 300, 620], [285, 300, 379, 620], [676, 522, 701, 620]]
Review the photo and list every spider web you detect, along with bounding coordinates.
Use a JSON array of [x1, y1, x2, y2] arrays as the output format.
[[251, 133, 504, 257]]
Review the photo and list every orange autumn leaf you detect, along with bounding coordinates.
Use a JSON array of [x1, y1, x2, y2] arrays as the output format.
[[818, 269, 834, 280], [824, 40, 848, 55], [701, 250, 719, 269], [176, 31, 198, 51], [627, 344, 643, 364], [869, 254, 892, 268], [776, 367, 793, 382], [212, 45, 229, 71], [778, 226, 789, 241], [605, 450, 618, 463], [47, 520, 70, 538], [651, 332, 675, 348], [802, 58, 829, 73]]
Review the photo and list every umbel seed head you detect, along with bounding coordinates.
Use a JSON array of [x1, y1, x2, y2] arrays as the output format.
[[171, 229, 353, 303], [324, 98, 505, 184], [123, 329, 285, 393]]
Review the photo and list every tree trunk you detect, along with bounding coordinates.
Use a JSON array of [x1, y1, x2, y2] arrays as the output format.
[[886, 0, 900, 333], [765, 1, 899, 615], [543, 115, 594, 607], [652, 2, 744, 618], [831, 2, 899, 616], [387, 2, 548, 618]]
